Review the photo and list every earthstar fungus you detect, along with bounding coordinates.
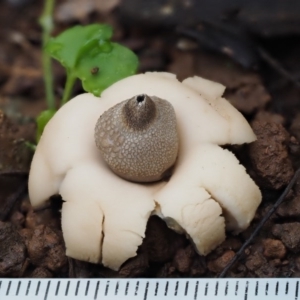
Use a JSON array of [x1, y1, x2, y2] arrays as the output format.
[[28, 72, 262, 270]]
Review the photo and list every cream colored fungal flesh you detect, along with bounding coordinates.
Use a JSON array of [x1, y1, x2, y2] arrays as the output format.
[[28, 72, 262, 270]]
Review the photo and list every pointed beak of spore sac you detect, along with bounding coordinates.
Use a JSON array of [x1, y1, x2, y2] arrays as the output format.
[[136, 94, 146, 103], [123, 94, 157, 130]]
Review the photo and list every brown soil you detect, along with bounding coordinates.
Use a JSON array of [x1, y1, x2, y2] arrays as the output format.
[[1, 0, 300, 279]]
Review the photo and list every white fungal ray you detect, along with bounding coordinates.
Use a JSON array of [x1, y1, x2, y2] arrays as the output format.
[[155, 143, 262, 239], [59, 161, 157, 270], [155, 186, 226, 255], [29, 94, 102, 207], [182, 76, 257, 145], [60, 200, 104, 264], [28, 72, 262, 270]]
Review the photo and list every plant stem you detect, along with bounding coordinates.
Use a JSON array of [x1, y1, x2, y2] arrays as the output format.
[[25, 141, 37, 151], [39, 0, 55, 110], [61, 72, 77, 106]]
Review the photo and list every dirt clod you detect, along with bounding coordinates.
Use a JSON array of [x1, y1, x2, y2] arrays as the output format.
[[246, 251, 280, 277], [249, 121, 294, 189], [276, 193, 300, 218], [27, 225, 67, 272], [189, 257, 207, 277], [272, 223, 300, 253], [290, 113, 300, 142], [173, 245, 196, 273], [156, 262, 179, 278], [25, 207, 61, 230], [30, 267, 53, 278], [263, 239, 286, 259], [68, 259, 98, 278], [246, 251, 266, 274], [119, 252, 149, 278], [254, 111, 285, 125], [0, 110, 33, 172], [207, 250, 235, 274], [10, 210, 25, 228], [0, 221, 26, 276]]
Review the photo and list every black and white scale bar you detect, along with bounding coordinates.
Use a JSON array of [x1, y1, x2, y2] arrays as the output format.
[[0, 278, 299, 300]]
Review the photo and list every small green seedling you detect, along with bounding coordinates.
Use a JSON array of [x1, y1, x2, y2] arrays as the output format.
[[46, 24, 138, 101], [36, 22, 138, 143]]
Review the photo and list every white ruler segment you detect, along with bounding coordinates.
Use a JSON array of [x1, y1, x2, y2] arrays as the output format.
[[0, 278, 299, 300]]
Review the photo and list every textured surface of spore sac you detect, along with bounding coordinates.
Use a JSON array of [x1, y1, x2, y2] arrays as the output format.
[[95, 95, 179, 182]]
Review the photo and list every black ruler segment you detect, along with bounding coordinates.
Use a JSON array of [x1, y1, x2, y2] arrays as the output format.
[[114, 281, 119, 296], [143, 281, 149, 300], [244, 281, 249, 300], [65, 280, 70, 296], [105, 281, 109, 296], [0, 278, 299, 299], [55, 281, 60, 296], [26, 280, 31, 296], [275, 281, 279, 296], [44, 281, 51, 300], [15, 281, 21, 296], [194, 281, 199, 300], [75, 280, 80, 296], [85, 280, 90, 296], [6, 281, 11, 296], [35, 281, 41, 296], [94, 281, 100, 300], [225, 281, 229, 295], [174, 281, 179, 296], [154, 282, 159, 296]]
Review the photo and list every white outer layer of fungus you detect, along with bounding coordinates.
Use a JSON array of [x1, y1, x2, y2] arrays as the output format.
[[28, 72, 262, 270]]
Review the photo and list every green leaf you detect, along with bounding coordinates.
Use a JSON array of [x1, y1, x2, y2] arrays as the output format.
[[36, 109, 56, 142], [45, 24, 138, 97], [76, 43, 138, 96], [46, 24, 113, 70]]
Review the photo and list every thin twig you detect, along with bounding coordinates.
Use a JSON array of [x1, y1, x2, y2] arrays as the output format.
[[218, 168, 300, 278]]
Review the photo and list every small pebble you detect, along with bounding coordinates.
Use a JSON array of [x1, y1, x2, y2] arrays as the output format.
[[246, 251, 266, 272], [263, 239, 286, 259], [272, 223, 300, 253], [207, 250, 235, 273], [173, 245, 196, 273]]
